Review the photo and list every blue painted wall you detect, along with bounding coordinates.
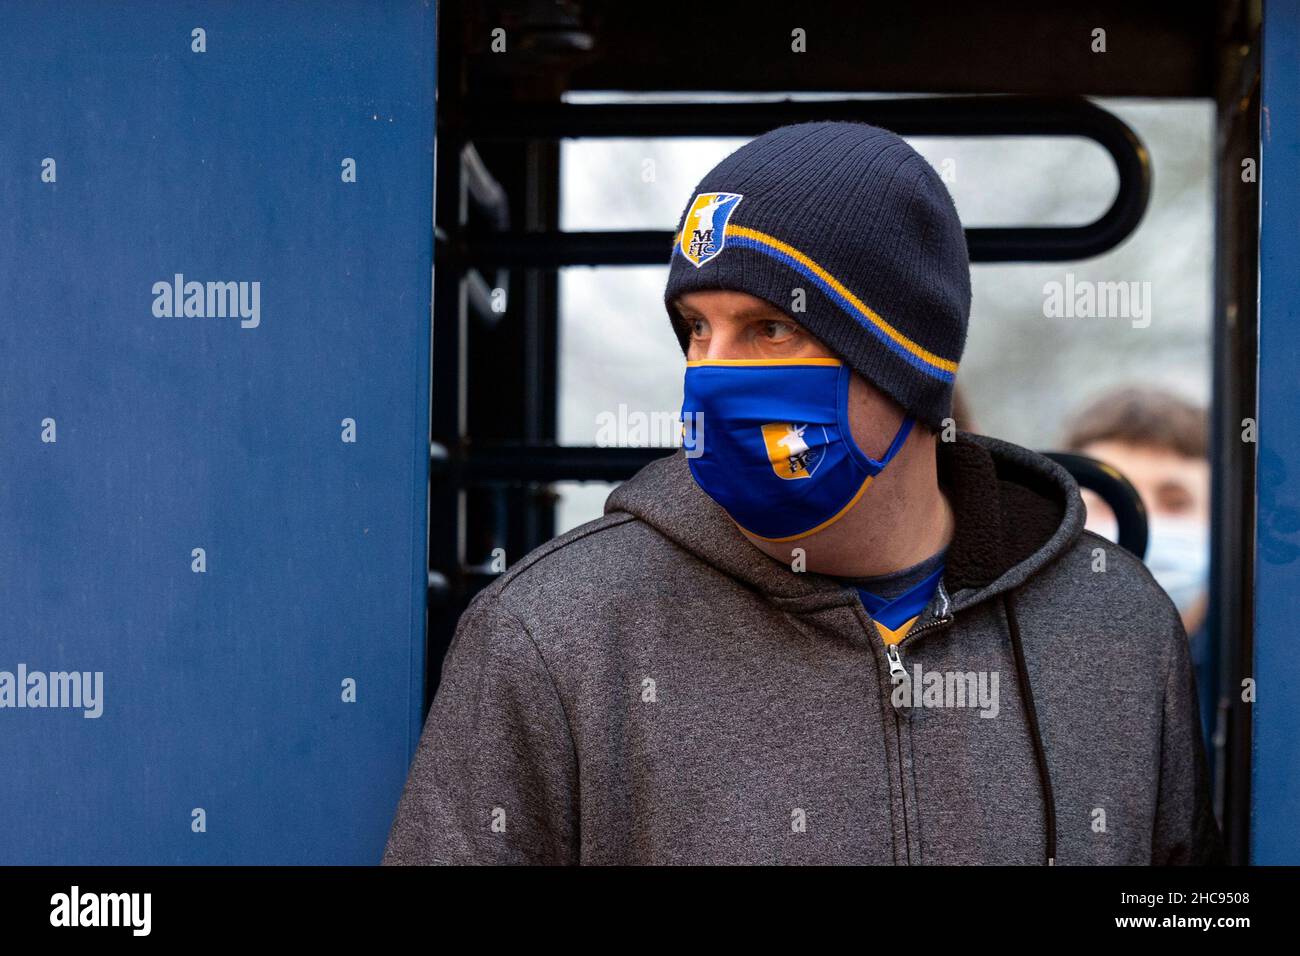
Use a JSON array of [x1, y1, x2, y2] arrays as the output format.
[[1253, 0, 1300, 865], [0, 0, 435, 863]]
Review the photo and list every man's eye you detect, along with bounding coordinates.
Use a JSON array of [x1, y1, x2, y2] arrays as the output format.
[[760, 320, 795, 341], [688, 317, 708, 338]]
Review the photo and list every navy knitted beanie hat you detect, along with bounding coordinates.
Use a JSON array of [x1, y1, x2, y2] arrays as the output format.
[[664, 120, 971, 432]]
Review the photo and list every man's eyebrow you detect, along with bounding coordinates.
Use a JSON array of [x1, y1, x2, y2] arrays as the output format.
[[674, 301, 790, 322], [735, 304, 791, 321]]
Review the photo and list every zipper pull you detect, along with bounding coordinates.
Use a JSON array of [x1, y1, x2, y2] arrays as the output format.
[[886, 643, 907, 681]]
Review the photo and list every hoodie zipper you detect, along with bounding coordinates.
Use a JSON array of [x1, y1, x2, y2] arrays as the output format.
[[883, 586, 955, 682], [875, 584, 955, 865], [885, 611, 955, 676]]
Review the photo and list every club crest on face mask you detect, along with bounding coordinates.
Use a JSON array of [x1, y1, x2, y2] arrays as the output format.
[[761, 423, 828, 479], [680, 359, 914, 542]]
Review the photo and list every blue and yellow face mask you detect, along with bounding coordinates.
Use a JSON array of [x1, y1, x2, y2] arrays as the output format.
[[680, 358, 914, 542]]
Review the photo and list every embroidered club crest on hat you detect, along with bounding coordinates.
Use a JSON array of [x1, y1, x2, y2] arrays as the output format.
[[679, 192, 743, 267]]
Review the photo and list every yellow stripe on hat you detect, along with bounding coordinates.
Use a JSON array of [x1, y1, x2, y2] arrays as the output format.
[[722, 225, 960, 377], [685, 358, 842, 367]]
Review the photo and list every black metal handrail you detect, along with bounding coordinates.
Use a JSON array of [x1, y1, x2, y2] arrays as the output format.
[[442, 96, 1150, 264], [1043, 451, 1149, 559]]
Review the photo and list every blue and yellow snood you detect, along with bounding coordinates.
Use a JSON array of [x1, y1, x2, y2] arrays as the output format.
[[680, 358, 914, 542]]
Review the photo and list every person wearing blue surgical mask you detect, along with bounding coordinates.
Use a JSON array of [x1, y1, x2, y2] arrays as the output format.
[[385, 120, 1221, 866], [1063, 388, 1214, 751], [675, 288, 955, 581]]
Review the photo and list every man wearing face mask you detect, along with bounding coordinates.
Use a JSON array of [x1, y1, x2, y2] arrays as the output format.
[[384, 121, 1222, 866], [1063, 388, 1214, 755]]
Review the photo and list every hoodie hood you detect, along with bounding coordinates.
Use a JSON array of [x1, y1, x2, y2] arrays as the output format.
[[604, 430, 1086, 617]]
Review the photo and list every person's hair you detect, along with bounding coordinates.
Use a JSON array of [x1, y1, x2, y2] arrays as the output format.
[[1062, 386, 1207, 459]]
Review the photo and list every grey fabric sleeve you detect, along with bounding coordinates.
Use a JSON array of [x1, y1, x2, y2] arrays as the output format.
[[1151, 609, 1225, 865], [381, 594, 579, 865]]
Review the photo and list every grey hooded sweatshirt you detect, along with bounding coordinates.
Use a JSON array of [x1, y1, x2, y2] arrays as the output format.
[[383, 432, 1224, 865]]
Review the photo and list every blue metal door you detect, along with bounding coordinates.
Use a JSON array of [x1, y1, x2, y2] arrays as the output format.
[[0, 0, 435, 863], [1253, 0, 1300, 865]]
